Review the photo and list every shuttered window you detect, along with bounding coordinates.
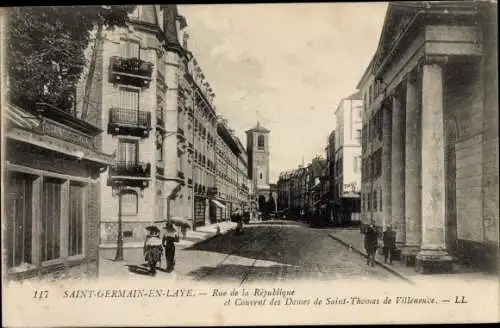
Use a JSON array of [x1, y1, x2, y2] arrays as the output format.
[[42, 178, 63, 261], [120, 39, 140, 59], [118, 140, 138, 163], [68, 183, 84, 257], [6, 173, 33, 268], [118, 88, 139, 111]]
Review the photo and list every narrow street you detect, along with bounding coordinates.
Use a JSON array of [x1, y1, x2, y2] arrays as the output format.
[[100, 220, 399, 284]]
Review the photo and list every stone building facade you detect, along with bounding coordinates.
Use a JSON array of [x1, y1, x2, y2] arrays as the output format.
[[4, 103, 111, 281], [333, 91, 363, 225], [358, 1, 498, 273], [246, 122, 273, 212]]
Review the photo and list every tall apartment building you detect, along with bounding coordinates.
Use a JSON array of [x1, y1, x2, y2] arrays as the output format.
[[187, 57, 218, 227], [75, 5, 203, 248], [235, 137, 251, 214], [333, 91, 362, 225], [213, 117, 240, 221]]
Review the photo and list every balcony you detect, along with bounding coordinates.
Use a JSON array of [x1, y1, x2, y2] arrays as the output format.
[[108, 108, 151, 137], [108, 161, 151, 189], [108, 56, 153, 88]]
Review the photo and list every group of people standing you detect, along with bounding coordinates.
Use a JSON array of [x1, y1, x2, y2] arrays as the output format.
[[363, 222, 396, 267], [143, 222, 180, 275]]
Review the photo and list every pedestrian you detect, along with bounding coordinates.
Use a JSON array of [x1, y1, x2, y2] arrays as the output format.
[[382, 224, 396, 264], [162, 221, 180, 273], [364, 222, 378, 267]]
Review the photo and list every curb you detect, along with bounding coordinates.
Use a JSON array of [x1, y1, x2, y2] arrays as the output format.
[[328, 234, 415, 285], [181, 226, 237, 249]]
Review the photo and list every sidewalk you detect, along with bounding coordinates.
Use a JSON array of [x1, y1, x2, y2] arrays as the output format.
[[99, 221, 236, 278], [329, 228, 498, 285]]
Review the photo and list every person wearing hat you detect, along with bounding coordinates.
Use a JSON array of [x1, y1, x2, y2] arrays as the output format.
[[144, 226, 163, 275], [162, 221, 180, 272], [382, 224, 396, 264], [364, 221, 378, 267]]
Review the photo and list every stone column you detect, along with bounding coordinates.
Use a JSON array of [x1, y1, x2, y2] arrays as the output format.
[[391, 88, 406, 256], [416, 55, 453, 273], [381, 97, 392, 229], [402, 70, 422, 266]]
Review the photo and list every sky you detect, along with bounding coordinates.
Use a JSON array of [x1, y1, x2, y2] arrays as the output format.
[[178, 3, 388, 183]]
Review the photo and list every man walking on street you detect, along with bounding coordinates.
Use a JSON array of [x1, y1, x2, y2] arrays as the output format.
[[364, 222, 378, 267], [382, 224, 396, 264], [162, 221, 179, 273]]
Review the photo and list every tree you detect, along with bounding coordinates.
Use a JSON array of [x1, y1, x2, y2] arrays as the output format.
[[7, 6, 136, 113]]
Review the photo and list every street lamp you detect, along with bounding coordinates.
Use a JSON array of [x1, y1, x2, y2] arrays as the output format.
[[114, 187, 124, 261]]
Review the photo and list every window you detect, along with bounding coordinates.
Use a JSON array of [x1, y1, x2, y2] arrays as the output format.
[[257, 135, 265, 150], [69, 182, 85, 257], [121, 190, 138, 215], [42, 178, 63, 261], [156, 142, 163, 163], [380, 189, 383, 211], [118, 140, 138, 163], [356, 129, 362, 143], [120, 39, 140, 59], [373, 190, 377, 211], [6, 173, 33, 268], [354, 156, 362, 173], [118, 87, 139, 111]]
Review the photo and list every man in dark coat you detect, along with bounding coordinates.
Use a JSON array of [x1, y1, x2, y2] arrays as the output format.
[[382, 224, 396, 264], [364, 222, 378, 267], [162, 221, 179, 272]]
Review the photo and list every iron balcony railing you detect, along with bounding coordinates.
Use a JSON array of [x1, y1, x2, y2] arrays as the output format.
[[109, 56, 153, 88], [109, 161, 151, 178], [109, 108, 151, 130]]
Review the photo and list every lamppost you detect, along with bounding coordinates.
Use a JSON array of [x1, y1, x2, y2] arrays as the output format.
[[114, 187, 124, 261]]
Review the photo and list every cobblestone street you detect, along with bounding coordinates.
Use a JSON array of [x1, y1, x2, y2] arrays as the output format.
[[99, 220, 399, 284]]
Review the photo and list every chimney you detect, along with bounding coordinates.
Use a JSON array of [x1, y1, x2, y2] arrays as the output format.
[[183, 32, 189, 49]]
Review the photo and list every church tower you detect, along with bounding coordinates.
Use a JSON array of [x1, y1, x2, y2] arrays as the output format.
[[246, 121, 271, 198]]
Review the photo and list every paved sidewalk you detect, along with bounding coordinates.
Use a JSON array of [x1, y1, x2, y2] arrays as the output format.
[[329, 228, 498, 285], [99, 221, 236, 278]]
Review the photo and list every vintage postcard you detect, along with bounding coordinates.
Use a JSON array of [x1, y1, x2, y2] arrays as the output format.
[[1, 2, 499, 326]]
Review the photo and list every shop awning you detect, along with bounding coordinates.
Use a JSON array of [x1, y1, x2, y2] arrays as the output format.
[[211, 199, 226, 209]]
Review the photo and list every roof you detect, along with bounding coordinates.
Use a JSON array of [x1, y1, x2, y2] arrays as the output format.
[[344, 91, 362, 101], [355, 54, 375, 90], [246, 121, 270, 134]]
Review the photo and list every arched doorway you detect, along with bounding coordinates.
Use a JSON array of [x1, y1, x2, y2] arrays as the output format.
[[445, 120, 458, 255]]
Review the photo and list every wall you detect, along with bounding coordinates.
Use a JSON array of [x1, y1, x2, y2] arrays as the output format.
[[444, 59, 484, 243]]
